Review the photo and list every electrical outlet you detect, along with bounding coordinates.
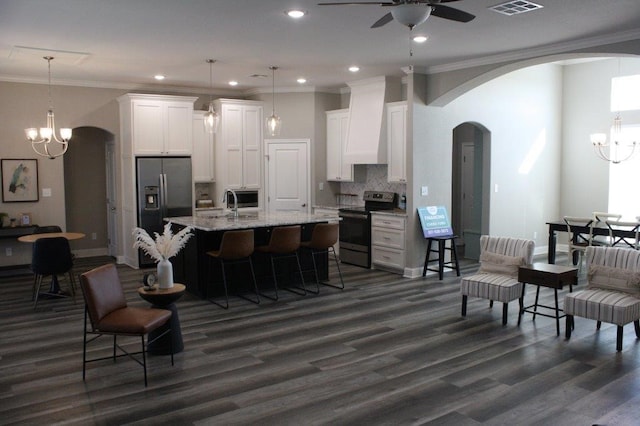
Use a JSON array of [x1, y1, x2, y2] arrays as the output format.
[[421, 186, 428, 196], [91, 232, 97, 240], [319, 182, 324, 191], [533, 231, 537, 239], [5, 247, 12, 256]]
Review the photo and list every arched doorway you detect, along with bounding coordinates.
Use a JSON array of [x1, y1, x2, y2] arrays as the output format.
[[63, 126, 116, 258], [451, 122, 491, 260]]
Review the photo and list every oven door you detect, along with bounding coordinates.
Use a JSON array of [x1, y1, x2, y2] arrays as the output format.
[[339, 211, 371, 267]]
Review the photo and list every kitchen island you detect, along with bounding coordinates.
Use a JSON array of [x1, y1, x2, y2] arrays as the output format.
[[168, 212, 339, 299]]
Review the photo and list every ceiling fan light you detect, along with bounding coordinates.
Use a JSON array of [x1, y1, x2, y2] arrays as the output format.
[[391, 4, 432, 28]]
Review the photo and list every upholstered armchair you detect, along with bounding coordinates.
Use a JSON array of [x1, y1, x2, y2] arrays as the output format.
[[461, 235, 535, 325], [565, 246, 640, 351]]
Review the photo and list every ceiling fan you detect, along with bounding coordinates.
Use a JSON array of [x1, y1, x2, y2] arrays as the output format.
[[317, 0, 475, 29]]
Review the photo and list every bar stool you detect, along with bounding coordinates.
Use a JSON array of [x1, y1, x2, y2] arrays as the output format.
[[422, 235, 460, 280], [300, 223, 344, 294], [206, 229, 259, 309], [255, 225, 306, 300]]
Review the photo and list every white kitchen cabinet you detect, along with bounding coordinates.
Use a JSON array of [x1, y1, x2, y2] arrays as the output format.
[[326, 109, 354, 181], [371, 213, 406, 273], [387, 101, 407, 183], [192, 111, 215, 182], [119, 94, 195, 156], [213, 99, 263, 202], [117, 93, 197, 268]]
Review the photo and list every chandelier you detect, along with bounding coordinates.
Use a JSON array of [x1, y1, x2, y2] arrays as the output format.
[[204, 59, 219, 134], [25, 56, 72, 159], [266, 66, 281, 137], [591, 113, 637, 164]]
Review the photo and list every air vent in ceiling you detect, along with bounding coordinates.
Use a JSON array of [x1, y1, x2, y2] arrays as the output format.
[[489, 1, 543, 16]]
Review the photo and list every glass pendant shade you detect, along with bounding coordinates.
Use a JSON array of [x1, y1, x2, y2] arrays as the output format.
[[266, 113, 281, 137], [204, 102, 219, 134]]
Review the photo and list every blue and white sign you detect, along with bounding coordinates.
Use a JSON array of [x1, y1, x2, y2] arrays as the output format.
[[417, 206, 453, 238]]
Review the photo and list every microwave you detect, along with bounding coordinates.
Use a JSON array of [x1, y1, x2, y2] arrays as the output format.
[[226, 190, 259, 208]]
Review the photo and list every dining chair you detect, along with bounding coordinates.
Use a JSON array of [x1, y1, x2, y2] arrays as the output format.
[[563, 216, 594, 271], [31, 236, 76, 309], [591, 212, 622, 247], [606, 220, 640, 249], [80, 263, 174, 387]]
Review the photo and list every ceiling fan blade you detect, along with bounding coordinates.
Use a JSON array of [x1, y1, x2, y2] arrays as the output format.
[[431, 4, 475, 22], [317, 2, 393, 5], [371, 12, 394, 28]]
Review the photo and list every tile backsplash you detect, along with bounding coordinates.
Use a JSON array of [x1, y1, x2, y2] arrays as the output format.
[[339, 164, 406, 206]]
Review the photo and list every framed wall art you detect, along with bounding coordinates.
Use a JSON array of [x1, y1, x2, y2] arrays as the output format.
[[1, 159, 39, 202]]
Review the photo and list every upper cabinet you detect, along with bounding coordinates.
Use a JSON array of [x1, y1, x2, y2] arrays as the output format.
[[326, 109, 354, 182], [387, 101, 407, 183], [118, 94, 197, 156], [213, 99, 263, 197], [192, 111, 215, 182]]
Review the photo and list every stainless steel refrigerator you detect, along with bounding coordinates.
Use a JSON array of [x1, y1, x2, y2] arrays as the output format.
[[136, 157, 192, 266]]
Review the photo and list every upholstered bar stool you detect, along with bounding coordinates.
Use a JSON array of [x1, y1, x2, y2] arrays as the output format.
[[300, 222, 344, 294], [255, 225, 306, 300], [206, 229, 259, 309]]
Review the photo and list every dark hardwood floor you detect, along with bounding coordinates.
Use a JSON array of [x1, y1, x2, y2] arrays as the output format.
[[1, 254, 639, 425]]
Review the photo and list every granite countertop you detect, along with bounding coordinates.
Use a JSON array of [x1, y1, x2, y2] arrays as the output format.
[[168, 211, 340, 232]]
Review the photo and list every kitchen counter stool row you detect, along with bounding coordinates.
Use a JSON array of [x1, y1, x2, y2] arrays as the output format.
[[205, 223, 343, 309]]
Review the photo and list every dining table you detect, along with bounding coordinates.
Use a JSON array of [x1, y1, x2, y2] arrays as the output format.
[[546, 220, 637, 264], [18, 232, 85, 294]]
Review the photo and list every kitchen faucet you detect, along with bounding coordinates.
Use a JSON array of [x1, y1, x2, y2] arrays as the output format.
[[222, 188, 238, 217]]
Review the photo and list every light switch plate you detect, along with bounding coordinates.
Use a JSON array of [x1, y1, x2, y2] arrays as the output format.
[[421, 186, 428, 196]]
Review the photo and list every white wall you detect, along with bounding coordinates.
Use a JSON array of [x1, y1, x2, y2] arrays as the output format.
[[406, 63, 564, 271], [561, 57, 640, 217]]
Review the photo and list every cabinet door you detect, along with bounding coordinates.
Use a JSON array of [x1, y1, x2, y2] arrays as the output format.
[[132, 100, 164, 155], [242, 105, 262, 189], [192, 112, 214, 182], [165, 102, 193, 155], [387, 103, 407, 183], [326, 110, 353, 181], [222, 104, 244, 188]]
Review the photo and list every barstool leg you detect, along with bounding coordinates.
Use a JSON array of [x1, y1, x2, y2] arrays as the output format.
[[450, 238, 461, 276], [208, 258, 230, 309], [306, 249, 321, 294], [423, 239, 433, 277], [236, 258, 260, 305], [438, 239, 445, 280]]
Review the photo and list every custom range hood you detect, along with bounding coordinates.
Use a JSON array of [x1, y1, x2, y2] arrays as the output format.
[[343, 76, 401, 164]]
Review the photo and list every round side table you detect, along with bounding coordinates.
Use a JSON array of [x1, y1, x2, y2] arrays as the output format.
[[137, 284, 186, 355]]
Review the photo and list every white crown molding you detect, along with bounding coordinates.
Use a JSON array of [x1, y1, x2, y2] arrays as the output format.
[[427, 28, 640, 74], [243, 86, 342, 96]]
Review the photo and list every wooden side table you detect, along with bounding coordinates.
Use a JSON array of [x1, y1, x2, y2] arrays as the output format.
[[518, 263, 578, 336], [137, 284, 186, 355]]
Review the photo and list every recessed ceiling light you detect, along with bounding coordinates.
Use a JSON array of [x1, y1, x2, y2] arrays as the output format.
[[297, 77, 307, 84], [412, 35, 428, 43], [348, 66, 360, 73], [154, 74, 165, 80], [228, 80, 238, 86], [286, 9, 306, 18]]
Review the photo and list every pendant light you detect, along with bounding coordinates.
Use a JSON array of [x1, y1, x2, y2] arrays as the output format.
[[204, 59, 219, 134], [25, 56, 72, 159], [266, 66, 281, 137]]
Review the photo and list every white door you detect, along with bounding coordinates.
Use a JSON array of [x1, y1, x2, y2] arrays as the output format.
[[105, 141, 118, 257], [265, 140, 310, 213]]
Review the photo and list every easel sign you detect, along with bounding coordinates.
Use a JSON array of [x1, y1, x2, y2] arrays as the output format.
[[417, 206, 453, 238]]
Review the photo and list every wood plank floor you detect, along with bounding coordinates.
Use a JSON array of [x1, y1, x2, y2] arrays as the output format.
[[1, 255, 639, 425]]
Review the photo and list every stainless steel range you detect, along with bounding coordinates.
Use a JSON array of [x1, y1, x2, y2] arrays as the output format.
[[339, 191, 397, 268]]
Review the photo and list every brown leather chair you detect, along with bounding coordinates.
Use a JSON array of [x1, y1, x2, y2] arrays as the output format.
[[206, 229, 259, 309], [79, 263, 173, 387], [255, 225, 306, 300], [300, 223, 344, 293]]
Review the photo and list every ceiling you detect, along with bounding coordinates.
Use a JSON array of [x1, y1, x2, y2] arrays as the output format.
[[1, 0, 640, 94]]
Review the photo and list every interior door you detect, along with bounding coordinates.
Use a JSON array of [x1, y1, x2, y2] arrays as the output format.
[[461, 142, 475, 239], [266, 140, 309, 213]]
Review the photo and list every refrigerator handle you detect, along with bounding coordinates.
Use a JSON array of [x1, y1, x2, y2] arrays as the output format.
[[159, 173, 167, 217]]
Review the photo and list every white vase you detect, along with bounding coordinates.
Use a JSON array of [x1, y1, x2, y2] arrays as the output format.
[[157, 258, 174, 289]]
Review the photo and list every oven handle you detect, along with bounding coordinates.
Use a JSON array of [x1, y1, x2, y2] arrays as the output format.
[[339, 212, 369, 219]]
